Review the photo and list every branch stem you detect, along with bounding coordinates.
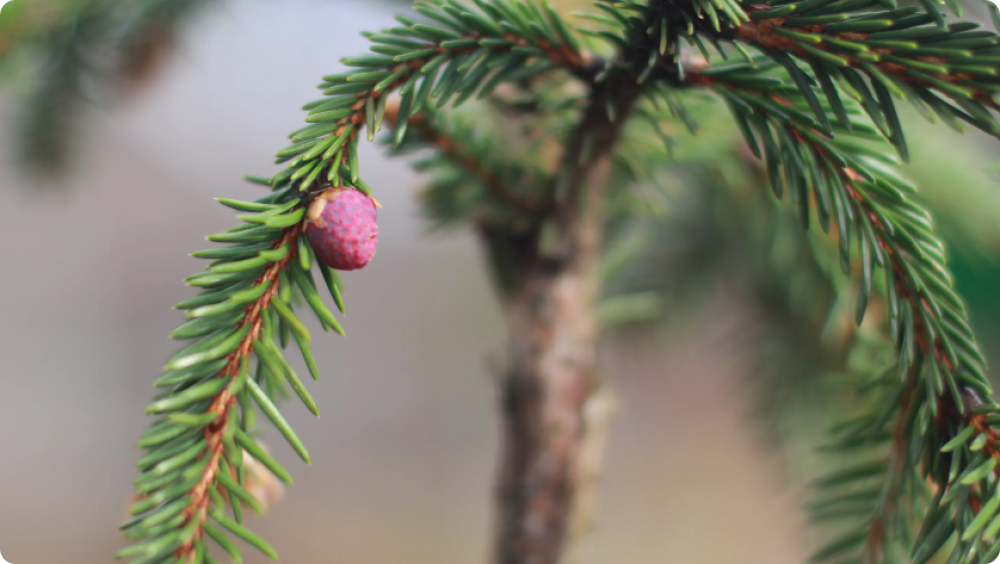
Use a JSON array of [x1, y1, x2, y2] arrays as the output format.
[[174, 225, 303, 559]]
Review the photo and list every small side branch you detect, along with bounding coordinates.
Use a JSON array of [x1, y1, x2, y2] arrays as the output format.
[[382, 102, 541, 213]]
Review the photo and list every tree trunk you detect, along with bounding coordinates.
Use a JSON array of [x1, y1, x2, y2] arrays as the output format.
[[494, 233, 602, 564], [488, 74, 643, 564]]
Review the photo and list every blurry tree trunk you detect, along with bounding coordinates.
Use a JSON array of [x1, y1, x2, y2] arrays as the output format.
[[489, 77, 641, 564], [494, 228, 602, 564]]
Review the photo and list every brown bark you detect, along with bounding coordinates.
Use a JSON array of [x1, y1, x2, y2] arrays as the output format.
[[491, 77, 642, 564], [495, 232, 601, 564]]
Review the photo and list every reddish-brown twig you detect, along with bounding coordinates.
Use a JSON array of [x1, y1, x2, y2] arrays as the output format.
[[172, 224, 303, 560]]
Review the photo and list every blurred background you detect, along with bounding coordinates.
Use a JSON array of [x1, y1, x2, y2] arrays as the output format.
[[1, 1, 1000, 563]]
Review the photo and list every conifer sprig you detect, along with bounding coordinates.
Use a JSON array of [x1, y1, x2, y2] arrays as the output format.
[[733, 6, 1000, 145], [652, 0, 1000, 155], [683, 58, 1000, 564], [118, 188, 348, 563], [270, 0, 587, 195]]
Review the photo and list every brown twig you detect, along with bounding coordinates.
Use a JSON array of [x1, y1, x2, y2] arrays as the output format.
[[172, 224, 303, 560], [382, 100, 542, 213]]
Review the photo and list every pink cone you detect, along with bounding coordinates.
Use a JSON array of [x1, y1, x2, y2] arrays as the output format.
[[305, 189, 378, 271]]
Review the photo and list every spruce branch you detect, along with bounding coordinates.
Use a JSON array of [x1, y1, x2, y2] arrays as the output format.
[[14, 3, 109, 173], [690, 60, 989, 393], [166, 225, 303, 561], [732, 7, 1000, 144], [681, 58, 1000, 564], [652, 0, 1000, 154], [118, 188, 350, 563], [352, 2, 679, 561], [2, 0, 215, 173], [271, 0, 588, 195]]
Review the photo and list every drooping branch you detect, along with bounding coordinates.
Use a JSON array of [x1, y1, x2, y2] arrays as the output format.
[[678, 58, 1000, 564], [119, 192, 343, 563], [170, 224, 303, 559]]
